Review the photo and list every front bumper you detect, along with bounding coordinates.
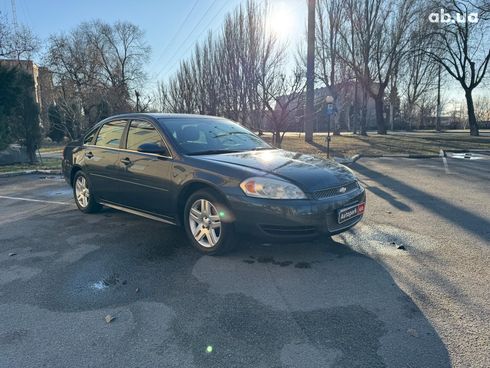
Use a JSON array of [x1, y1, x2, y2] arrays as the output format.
[[227, 186, 366, 242]]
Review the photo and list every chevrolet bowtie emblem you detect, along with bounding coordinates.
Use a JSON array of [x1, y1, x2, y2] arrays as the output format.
[[338, 187, 347, 193]]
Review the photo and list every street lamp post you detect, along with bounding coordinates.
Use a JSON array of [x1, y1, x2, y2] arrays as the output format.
[[324, 95, 335, 158]]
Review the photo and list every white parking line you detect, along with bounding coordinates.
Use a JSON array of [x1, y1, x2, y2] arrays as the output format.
[[0, 195, 70, 205], [440, 149, 450, 174]]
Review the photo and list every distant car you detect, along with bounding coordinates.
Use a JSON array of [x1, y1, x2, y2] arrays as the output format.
[[62, 113, 365, 254]]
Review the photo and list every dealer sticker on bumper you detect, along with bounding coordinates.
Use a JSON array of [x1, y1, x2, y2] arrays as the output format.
[[337, 202, 365, 224]]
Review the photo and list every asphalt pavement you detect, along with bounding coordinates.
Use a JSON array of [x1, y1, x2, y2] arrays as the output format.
[[0, 155, 488, 367]]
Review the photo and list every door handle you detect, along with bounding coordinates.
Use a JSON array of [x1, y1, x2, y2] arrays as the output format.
[[85, 152, 94, 159], [120, 157, 131, 165]]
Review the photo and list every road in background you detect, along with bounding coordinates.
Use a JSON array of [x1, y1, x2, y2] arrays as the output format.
[[0, 156, 488, 367]]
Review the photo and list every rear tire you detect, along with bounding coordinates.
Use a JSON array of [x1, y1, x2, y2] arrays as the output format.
[[184, 189, 235, 255], [73, 171, 102, 213]]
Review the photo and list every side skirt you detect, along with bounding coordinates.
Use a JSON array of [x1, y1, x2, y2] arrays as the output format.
[[99, 201, 177, 226]]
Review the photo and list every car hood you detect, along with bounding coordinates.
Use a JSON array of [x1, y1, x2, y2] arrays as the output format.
[[197, 149, 356, 192]]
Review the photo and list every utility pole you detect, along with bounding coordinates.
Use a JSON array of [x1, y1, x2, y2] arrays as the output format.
[[389, 66, 397, 131], [305, 0, 316, 142], [436, 64, 442, 132], [11, 0, 18, 30], [324, 96, 334, 158], [353, 76, 358, 134]]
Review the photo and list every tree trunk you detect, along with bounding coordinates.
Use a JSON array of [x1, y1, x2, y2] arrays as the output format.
[[275, 130, 282, 148], [353, 78, 358, 134], [374, 96, 387, 135], [347, 105, 352, 132], [465, 89, 479, 136], [26, 140, 37, 164], [333, 114, 341, 136], [28, 150, 37, 164], [436, 64, 442, 132], [360, 88, 368, 136], [389, 103, 394, 131]]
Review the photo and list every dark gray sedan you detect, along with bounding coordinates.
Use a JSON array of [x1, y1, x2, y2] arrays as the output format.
[[62, 113, 365, 254]]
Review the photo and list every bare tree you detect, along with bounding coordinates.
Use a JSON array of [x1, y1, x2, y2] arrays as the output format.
[[315, 0, 348, 135], [474, 95, 490, 123], [260, 69, 306, 147], [83, 20, 150, 112], [337, 0, 419, 135], [158, 0, 283, 135], [45, 20, 150, 136], [154, 81, 172, 112], [423, 0, 490, 136], [336, 0, 378, 135], [0, 12, 39, 59], [400, 19, 439, 129]]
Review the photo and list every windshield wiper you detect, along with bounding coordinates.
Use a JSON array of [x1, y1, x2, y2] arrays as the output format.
[[187, 149, 243, 156], [213, 132, 252, 138]]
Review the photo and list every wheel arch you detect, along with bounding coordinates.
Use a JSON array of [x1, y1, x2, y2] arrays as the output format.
[[70, 165, 83, 186], [176, 180, 231, 226]]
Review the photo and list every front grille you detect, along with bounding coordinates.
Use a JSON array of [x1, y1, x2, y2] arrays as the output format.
[[260, 225, 317, 236], [311, 181, 359, 200]]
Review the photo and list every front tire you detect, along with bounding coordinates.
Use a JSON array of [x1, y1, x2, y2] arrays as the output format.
[[184, 189, 235, 255], [73, 171, 102, 213]]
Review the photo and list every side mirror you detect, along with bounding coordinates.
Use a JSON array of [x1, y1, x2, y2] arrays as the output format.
[[137, 143, 169, 156]]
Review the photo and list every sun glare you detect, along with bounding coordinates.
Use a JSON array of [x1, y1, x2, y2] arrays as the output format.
[[267, 2, 295, 41]]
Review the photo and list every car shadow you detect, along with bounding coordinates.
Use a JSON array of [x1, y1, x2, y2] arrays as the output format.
[[1, 205, 451, 367]]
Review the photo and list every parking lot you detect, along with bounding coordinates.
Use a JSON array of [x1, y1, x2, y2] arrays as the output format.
[[0, 156, 489, 367]]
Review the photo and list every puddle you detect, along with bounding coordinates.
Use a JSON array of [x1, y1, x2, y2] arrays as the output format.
[[90, 272, 121, 291], [244, 257, 310, 268], [257, 256, 274, 264], [44, 188, 72, 197], [91, 281, 109, 290], [39, 176, 65, 181]]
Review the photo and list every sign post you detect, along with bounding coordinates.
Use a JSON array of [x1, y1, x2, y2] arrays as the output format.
[[324, 95, 335, 158]]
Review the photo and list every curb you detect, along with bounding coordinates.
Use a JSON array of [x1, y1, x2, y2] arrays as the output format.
[[353, 153, 440, 159], [350, 154, 362, 163], [442, 149, 490, 153], [0, 169, 62, 178], [334, 154, 362, 166], [407, 154, 441, 159]]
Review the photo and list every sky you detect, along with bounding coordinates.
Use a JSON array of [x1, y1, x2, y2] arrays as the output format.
[[2, 0, 486, 105], [0, 0, 306, 89]]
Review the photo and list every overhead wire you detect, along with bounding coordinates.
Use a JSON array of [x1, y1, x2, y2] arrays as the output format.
[[153, 0, 223, 81], [157, 0, 234, 80], [150, 0, 200, 71]]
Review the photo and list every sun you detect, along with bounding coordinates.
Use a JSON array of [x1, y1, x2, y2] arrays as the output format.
[[266, 2, 296, 41]]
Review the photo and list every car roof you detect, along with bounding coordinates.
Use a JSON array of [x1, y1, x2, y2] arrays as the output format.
[[85, 113, 233, 137], [91, 113, 233, 132], [106, 113, 227, 121]]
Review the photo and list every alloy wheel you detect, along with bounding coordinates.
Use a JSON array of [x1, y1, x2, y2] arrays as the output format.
[[75, 175, 90, 208], [188, 199, 221, 248]]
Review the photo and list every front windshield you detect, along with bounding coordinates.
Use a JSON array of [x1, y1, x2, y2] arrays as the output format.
[[159, 117, 273, 155]]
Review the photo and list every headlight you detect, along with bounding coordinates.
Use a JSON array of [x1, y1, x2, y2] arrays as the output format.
[[240, 177, 306, 199]]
